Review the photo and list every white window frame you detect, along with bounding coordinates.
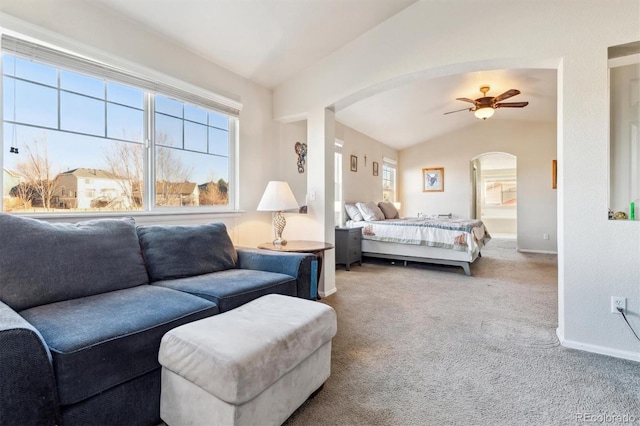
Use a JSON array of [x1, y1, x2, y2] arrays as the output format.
[[0, 31, 242, 217], [382, 157, 397, 202]]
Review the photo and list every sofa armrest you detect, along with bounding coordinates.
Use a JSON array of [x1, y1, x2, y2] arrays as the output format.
[[236, 248, 315, 300], [0, 302, 59, 426]]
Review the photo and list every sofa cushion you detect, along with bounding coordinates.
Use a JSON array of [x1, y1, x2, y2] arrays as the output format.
[[137, 222, 238, 282], [0, 214, 149, 311], [153, 269, 296, 312], [19, 285, 219, 406]]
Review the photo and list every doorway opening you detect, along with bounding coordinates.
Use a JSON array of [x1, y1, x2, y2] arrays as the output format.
[[472, 153, 517, 239]]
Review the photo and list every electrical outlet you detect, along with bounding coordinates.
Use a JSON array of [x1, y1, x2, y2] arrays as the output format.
[[543, 233, 550, 240], [611, 296, 626, 314]]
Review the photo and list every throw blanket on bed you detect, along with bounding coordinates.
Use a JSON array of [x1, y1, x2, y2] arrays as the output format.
[[347, 217, 491, 256]]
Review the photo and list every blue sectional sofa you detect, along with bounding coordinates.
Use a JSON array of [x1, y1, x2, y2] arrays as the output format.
[[0, 214, 315, 426]]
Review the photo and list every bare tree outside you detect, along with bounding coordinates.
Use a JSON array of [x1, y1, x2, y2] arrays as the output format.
[[199, 178, 229, 206], [102, 138, 145, 209], [14, 133, 59, 210], [155, 133, 195, 206]]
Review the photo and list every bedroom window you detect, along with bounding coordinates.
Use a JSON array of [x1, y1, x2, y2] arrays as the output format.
[[382, 157, 397, 202], [1, 34, 239, 214]]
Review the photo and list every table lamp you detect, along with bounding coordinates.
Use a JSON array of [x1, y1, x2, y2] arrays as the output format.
[[257, 181, 299, 246]]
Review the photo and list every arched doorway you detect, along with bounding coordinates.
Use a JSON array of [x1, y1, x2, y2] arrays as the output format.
[[472, 152, 517, 239]]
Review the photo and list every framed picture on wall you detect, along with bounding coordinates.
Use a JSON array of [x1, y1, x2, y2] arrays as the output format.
[[350, 155, 358, 172], [373, 161, 379, 176], [423, 167, 444, 192], [552, 160, 557, 189]]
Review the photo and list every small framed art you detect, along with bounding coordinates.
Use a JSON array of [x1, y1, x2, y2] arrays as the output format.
[[423, 167, 444, 192], [373, 161, 379, 176], [552, 160, 557, 189], [350, 155, 358, 172]]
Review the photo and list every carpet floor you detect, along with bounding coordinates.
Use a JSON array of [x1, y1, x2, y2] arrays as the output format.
[[284, 239, 640, 426]]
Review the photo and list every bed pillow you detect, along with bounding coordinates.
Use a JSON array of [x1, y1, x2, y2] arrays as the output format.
[[378, 201, 399, 219], [344, 203, 364, 221], [356, 201, 386, 221]]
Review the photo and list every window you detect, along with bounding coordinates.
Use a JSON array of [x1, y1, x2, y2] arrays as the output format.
[[382, 157, 397, 202], [1, 35, 239, 214]]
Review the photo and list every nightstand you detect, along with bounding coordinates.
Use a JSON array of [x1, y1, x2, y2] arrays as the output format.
[[335, 227, 362, 271]]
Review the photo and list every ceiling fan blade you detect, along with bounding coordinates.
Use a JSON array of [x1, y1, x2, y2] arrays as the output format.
[[455, 97, 477, 104], [495, 101, 529, 108], [444, 107, 472, 115], [493, 89, 521, 103]]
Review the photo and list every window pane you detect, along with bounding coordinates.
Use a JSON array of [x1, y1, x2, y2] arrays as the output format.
[[184, 121, 207, 152], [4, 78, 58, 128], [2, 124, 144, 212], [60, 92, 105, 136], [107, 82, 143, 108], [107, 103, 144, 142], [208, 127, 229, 156], [5, 56, 58, 86], [209, 111, 229, 130], [156, 113, 183, 147], [156, 95, 182, 118], [60, 70, 104, 99], [155, 146, 229, 207], [185, 104, 207, 124]]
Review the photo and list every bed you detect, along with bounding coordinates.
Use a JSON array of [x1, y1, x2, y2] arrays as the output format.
[[344, 202, 491, 276]]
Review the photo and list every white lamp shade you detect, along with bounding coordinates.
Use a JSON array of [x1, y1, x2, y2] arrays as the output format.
[[474, 107, 495, 120], [257, 181, 299, 211]]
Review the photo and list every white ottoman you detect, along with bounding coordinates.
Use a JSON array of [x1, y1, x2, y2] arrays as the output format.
[[158, 294, 337, 426]]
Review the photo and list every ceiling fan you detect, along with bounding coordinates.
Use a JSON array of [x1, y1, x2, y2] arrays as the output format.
[[444, 86, 529, 120]]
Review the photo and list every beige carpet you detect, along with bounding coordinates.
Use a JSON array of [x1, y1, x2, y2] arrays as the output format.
[[284, 239, 640, 425]]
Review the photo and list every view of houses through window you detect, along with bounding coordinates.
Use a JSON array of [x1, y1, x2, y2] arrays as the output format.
[[2, 51, 234, 214]]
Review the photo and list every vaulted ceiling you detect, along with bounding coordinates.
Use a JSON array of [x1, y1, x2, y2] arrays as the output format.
[[93, 0, 557, 150]]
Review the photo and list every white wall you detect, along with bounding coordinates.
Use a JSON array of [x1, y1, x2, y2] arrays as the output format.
[[400, 120, 557, 252], [336, 122, 398, 207], [279, 120, 398, 237], [0, 0, 277, 247], [273, 1, 640, 360]]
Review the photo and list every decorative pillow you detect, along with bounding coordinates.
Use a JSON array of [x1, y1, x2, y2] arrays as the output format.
[[344, 203, 364, 222], [0, 214, 149, 311], [137, 222, 238, 282], [378, 201, 399, 219], [356, 201, 386, 221]]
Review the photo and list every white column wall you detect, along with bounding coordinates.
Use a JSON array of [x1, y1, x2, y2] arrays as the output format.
[[307, 108, 336, 297]]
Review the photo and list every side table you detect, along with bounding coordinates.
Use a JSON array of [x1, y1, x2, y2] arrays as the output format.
[[257, 240, 334, 300], [335, 227, 362, 270]]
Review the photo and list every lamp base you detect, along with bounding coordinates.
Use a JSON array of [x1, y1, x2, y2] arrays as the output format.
[[272, 237, 287, 246], [272, 211, 288, 246]]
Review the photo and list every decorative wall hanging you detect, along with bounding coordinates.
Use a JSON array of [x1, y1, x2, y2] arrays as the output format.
[[552, 160, 557, 189], [294, 142, 307, 173], [423, 167, 444, 192], [373, 162, 379, 176], [350, 155, 358, 172]]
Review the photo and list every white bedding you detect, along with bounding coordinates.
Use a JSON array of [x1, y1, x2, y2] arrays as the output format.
[[346, 217, 491, 259]]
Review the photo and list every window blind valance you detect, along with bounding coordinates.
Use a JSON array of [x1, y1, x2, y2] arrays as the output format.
[[1, 34, 242, 117]]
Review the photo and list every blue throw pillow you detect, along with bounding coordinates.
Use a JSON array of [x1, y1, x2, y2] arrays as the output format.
[[137, 222, 238, 281]]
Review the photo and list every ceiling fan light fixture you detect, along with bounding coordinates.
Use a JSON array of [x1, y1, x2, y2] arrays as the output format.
[[474, 106, 495, 120]]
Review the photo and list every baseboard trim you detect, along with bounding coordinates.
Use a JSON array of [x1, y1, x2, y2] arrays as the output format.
[[319, 287, 337, 298], [517, 248, 558, 255], [556, 329, 640, 362]]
